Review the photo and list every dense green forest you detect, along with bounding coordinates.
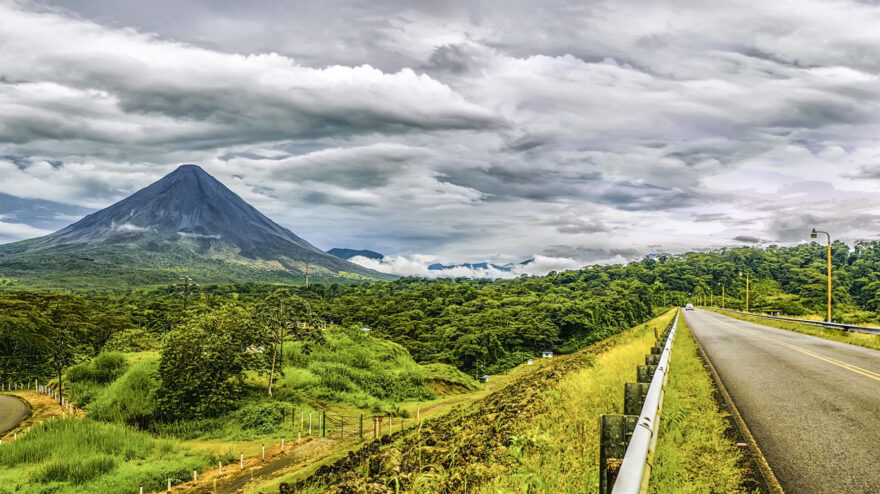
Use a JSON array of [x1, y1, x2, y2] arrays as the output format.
[[3, 240, 880, 430]]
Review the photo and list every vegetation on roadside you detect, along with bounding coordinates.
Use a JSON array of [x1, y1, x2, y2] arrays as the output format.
[[649, 316, 753, 493], [480, 311, 676, 493], [706, 308, 880, 352], [279, 311, 676, 493], [0, 418, 220, 493]]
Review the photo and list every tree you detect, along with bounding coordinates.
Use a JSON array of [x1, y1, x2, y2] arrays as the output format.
[[256, 289, 321, 396], [156, 304, 266, 420], [45, 296, 94, 405]]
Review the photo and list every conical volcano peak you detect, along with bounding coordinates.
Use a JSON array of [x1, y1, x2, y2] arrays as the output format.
[[165, 164, 214, 181], [0, 164, 391, 284]]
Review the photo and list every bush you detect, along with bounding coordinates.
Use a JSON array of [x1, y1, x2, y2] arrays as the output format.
[[66, 352, 128, 384], [236, 402, 288, 435]]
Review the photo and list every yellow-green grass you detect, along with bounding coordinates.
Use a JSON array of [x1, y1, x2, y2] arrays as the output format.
[[706, 308, 880, 352], [480, 309, 677, 493], [0, 418, 221, 493], [649, 316, 753, 493]]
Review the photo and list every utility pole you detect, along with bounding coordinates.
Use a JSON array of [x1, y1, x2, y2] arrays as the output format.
[[719, 282, 725, 309], [739, 272, 749, 312], [811, 228, 832, 322]]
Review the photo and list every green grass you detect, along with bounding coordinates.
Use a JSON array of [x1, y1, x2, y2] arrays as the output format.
[[477, 310, 753, 494], [279, 327, 443, 413], [480, 310, 677, 493], [67, 351, 161, 426], [421, 363, 479, 392], [707, 308, 880, 352], [0, 418, 219, 493], [649, 316, 752, 493]]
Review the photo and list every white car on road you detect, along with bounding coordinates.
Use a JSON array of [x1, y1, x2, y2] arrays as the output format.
[[685, 303, 694, 311]]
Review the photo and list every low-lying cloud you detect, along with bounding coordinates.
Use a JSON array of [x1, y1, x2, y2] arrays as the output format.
[[349, 254, 587, 279]]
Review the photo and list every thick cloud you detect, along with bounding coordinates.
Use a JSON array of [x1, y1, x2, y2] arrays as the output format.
[[4, 0, 880, 274]]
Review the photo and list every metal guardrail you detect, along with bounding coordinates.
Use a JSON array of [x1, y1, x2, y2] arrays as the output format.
[[716, 308, 880, 336], [610, 308, 680, 494]]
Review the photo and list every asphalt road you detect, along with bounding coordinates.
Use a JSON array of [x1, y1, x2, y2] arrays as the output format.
[[0, 395, 29, 436], [684, 309, 880, 493]]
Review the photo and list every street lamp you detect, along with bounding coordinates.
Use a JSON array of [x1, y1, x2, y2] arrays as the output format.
[[739, 271, 749, 312], [810, 228, 832, 323]]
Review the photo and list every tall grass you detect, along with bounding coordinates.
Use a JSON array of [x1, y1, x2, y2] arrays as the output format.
[[0, 418, 214, 493], [88, 358, 158, 425], [481, 311, 675, 493]]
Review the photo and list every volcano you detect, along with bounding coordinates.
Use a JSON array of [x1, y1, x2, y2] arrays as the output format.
[[0, 164, 392, 287]]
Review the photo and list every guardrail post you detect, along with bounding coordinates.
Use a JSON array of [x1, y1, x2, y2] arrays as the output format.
[[600, 414, 639, 494], [636, 365, 657, 384], [624, 382, 650, 415]]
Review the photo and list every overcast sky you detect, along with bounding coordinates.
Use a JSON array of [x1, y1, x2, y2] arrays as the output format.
[[2, 0, 880, 276]]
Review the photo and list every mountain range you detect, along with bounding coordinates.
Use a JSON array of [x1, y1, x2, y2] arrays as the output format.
[[0, 164, 392, 288]]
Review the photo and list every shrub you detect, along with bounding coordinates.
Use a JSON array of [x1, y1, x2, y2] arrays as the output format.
[[66, 352, 128, 384], [236, 402, 288, 435]]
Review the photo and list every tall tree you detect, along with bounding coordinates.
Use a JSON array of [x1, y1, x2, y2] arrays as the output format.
[[45, 296, 94, 405], [257, 289, 322, 396]]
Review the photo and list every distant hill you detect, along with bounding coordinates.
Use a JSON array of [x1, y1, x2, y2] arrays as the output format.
[[428, 262, 512, 272], [0, 164, 394, 288], [328, 248, 384, 260]]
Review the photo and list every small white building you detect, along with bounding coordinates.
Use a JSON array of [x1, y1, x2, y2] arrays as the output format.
[[542, 351, 553, 359], [480, 375, 490, 383]]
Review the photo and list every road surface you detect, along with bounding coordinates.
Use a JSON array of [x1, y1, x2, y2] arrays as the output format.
[[0, 395, 29, 436], [685, 309, 880, 493]]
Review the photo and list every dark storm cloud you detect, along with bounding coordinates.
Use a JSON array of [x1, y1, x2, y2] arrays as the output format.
[[733, 235, 763, 244]]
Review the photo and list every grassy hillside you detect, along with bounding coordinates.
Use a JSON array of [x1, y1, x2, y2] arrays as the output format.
[[64, 328, 476, 441], [281, 326, 476, 413]]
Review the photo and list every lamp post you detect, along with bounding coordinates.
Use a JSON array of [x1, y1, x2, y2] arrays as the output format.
[[811, 228, 832, 323], [739, 271, 749, 312]]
